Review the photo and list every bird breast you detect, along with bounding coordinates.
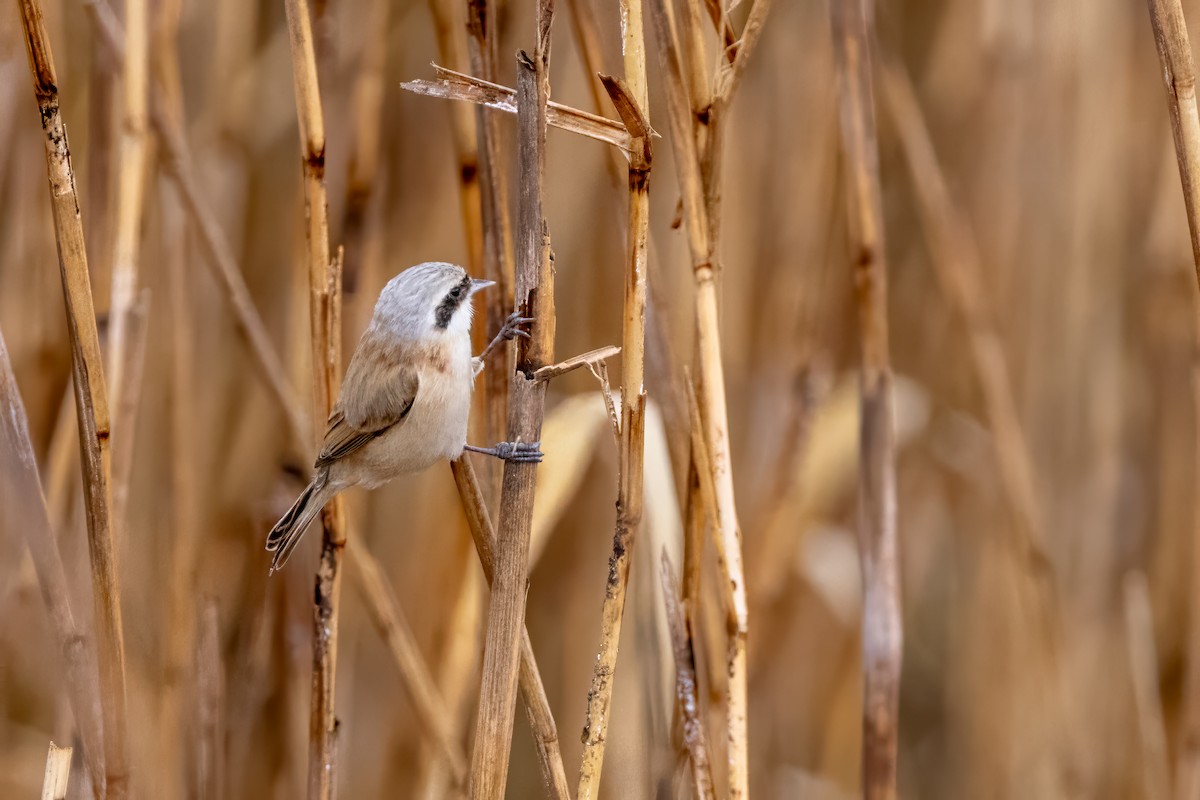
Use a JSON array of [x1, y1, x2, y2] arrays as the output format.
[[345, 336, 474, 488]]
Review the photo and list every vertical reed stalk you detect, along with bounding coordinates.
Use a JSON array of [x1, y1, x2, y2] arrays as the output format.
[[282, 2, 346, 797], [1144, 4, 1200, 796], [467, 0, 516, 506], [106, 0, 149, 526], [644, 0, 771, 792], [575, 3, 653, 788], [829, 2, 901, 798], [17, 3, 131, 796], [470, 30, 556, 794]]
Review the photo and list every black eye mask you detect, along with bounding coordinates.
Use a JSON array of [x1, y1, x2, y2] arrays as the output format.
[[435, 274, 473, 329]]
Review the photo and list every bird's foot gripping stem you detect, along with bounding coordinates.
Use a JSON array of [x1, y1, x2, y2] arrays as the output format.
[[464, 441, 543, 463], [475, 311, 536, 372]]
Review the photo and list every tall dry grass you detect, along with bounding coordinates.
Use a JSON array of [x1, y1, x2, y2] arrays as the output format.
[[3, 0, 1200, 798]]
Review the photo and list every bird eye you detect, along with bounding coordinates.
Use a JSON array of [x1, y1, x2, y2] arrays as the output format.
[[450, 286, 463, 299]]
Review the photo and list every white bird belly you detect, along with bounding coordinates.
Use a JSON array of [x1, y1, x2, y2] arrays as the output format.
[[342, 353, 473, 488]]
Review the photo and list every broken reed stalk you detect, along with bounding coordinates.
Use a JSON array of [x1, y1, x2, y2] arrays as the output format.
[[106, 0, 149, 530], [575, 2, 653, 787], [403, 67, 634, 153], [659, 550, 715, 800], [829, 1, 902, 798], [0, 329, 105, 797], [469, 43, 556, 799], [345, 541, 469, 786], [40, 742, 73, 800], [645, 0, 774, 792], [1143, 3, 1200, 795], [450, 458, 571, 798], [282, 1, 347, 797], [16, 3, 132, 797]]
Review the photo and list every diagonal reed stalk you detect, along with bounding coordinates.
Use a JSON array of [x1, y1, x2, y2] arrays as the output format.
[[829, 1, 902, 798], [16, 2, 132, 796], [1144, 3, 1200, 797], [84, 1, 313, 456], [574, 1, 653, 787], [345, 538, 470, 786], [0, 328, 105, 798], [878, 50, 1056, 633], [281, 1, 347, 797], [451, 458, 571, 798]]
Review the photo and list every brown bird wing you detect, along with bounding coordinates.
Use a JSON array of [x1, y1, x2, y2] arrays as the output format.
[[315, 337, 420, 467]]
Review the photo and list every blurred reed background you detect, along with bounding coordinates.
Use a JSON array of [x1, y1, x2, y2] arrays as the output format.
[[2, 0, 1200, 797]]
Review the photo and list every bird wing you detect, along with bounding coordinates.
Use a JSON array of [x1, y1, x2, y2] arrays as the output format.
[[315, 336, 420, 468]]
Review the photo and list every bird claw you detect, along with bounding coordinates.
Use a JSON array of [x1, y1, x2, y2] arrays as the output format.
[[466, 441, 543, 463], [499, 311, 535, 341]]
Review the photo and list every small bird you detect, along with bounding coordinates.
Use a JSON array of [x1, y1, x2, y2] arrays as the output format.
[[266, 261, 540, 572]]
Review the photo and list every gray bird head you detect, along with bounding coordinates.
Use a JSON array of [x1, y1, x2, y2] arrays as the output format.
[[370, 262, 493, 340]]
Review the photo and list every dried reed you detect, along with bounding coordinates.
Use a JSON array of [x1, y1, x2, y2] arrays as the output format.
[[829, 1, 901, 798], [1145, 3, 1200, 797], [450, 457, 571, 798], [470, 40, 556, 797], [574, 0, 653, 786], [643, 0, 773, 792], [17, 3, 131, 796], [281, 2, 347, 797], [0, 329, 104, 796]]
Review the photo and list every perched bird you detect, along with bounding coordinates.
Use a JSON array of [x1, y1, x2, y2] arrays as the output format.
[[266, 261, 540, 572]]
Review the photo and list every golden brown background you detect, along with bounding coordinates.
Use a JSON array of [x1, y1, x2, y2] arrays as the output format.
[[1, 0, 1197, 798]]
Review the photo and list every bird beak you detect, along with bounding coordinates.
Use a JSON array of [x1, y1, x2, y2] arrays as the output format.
[[470, 278, 496, 294]]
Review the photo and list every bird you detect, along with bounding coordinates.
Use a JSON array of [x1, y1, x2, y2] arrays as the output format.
[[265, 261, 540, 573]]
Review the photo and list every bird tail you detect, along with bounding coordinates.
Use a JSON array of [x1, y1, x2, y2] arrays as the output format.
[[266, 472, 335, 573]]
